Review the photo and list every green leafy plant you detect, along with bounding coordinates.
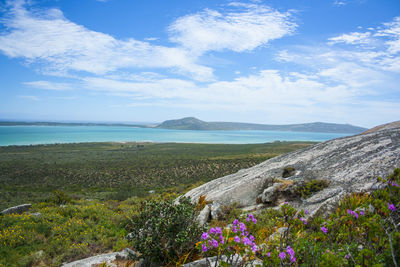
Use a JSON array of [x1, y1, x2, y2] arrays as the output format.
[[126, 197, 204, 265], [50, 190, 72, 205], [296, 179, 329, 198]]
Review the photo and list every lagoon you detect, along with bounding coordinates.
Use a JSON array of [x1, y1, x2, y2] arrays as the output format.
[[0, 125, 351, 146]]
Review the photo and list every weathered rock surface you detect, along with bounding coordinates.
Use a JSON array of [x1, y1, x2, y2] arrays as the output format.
[[1, 204, 32, 215], [62, 248, 137, 267], [197, 204, 211, 226], [183, 254, 262, 267], [184, 122, 400, 216]]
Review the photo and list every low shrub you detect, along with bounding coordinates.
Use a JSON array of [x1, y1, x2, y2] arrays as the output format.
[[126, 197, 204, 265], [296, 179, 329, 198]]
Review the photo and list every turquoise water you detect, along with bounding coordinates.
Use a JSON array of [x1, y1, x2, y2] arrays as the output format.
[[0, 126, 351, 146]]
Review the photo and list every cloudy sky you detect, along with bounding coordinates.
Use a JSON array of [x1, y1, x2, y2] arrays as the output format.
[[0, 0, 399, 127]]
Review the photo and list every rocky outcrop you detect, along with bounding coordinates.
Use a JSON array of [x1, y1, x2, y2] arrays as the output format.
[[184, 122, 400, 217], [1, 204, 31, 215], [61, 248, 137, 267]]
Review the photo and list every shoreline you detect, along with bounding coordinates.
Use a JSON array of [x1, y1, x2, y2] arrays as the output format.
[[0, 140, 318, 148]]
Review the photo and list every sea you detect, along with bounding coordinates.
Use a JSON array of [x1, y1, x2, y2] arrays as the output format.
[[0, 125, 351, 146]]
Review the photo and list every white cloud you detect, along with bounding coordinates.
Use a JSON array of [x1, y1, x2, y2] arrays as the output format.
[[168, 3, 296, 54], [328, 32, 372, 45], [0, 1, 213, 81], [18, 95, 40, 101], [376, 17, 400, 54], [78, 69, 356, 110], [24, 81, 75, 91], [333, 1, 347, 6]]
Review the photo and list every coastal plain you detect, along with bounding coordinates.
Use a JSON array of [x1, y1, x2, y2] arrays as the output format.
[[0, 141, 314, 210]]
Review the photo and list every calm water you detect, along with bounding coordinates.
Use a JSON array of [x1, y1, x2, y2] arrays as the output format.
[[0, 126, 351, 146]]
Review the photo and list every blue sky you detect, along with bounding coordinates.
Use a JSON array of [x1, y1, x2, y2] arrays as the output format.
[[0, 0, 399, 127]]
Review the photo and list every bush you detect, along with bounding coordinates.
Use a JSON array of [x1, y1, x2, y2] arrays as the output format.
[[126, 197, 204, 265], [50, 190, 72, 205], [296, 179, 328, 198]]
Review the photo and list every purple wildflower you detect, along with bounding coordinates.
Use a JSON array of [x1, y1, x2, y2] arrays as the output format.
[[219, 234, 224, 244], [305, 209, 309, 215], [201, 232, 209, 240], [233, 219, 239, 226], [354, 212, 359, 219], [345, 254, 350, 260], [284, 201, 288, 205], [299, 217, 307, 225], [232, 226, 237, 233], [290, 256, 296, 263], [266, 252, 271, 257], [347, 209, 352, 214], [286, 246, 295, 257], [211, 239, 218, 248], [251, 244, 258, 252], [390, 181, 399, 187], [239, 222, 246, 232], [252, 217, 257, 224], [202, 243, 208, 252], [279, 252, 286, 259], [234, 236, 240, 243], [249, 235, 255, 241], [359, 211, 365, 216], [321, 226, 328, 234], [388, 203, 396, 211], [242, 237, 252, 246]]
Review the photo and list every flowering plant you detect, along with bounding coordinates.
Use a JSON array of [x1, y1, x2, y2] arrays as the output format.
[[197, 214, 259, 265]]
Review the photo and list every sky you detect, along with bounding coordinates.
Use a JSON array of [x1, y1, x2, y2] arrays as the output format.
[[0, 0, 399, 127]]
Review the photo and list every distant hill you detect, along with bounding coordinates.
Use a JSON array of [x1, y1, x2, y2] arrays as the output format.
[[156, 117, 367, 134]]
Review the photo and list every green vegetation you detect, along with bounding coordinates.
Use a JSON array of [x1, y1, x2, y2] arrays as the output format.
[[1, 141, 398, 266], [295, 179, 329, 198], [0, 197, 134, 266], [0, 141, 313, 210], [127, 197, 204, 265]]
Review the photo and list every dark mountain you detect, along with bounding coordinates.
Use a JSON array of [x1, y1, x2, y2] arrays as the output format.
[[156, 117, 367, 133]]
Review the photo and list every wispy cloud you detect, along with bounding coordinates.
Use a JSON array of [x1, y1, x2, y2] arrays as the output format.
[[18, 95, 40, 101], [168, 3, 296, 54], [23, 81, 75, 91], [329, 32, 372, 45], [333, 1, 347, 7], [0, 1, 296, 82], [0, 1, 213, 81]]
